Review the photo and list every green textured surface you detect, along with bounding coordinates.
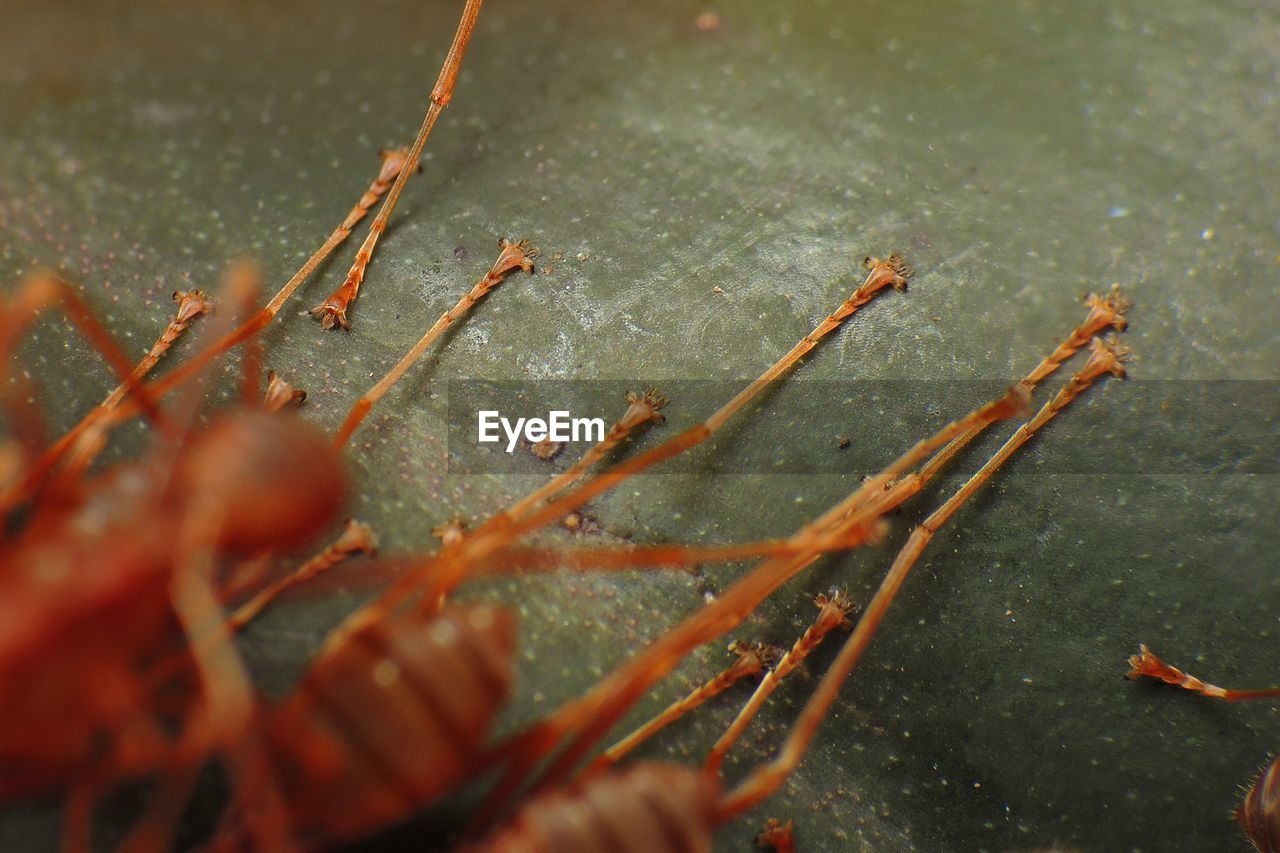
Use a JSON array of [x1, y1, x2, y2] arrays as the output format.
[[2, 1, 1277, 850]]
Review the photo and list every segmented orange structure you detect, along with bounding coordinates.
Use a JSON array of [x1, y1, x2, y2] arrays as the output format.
[[1128, 646, 1280, 851]]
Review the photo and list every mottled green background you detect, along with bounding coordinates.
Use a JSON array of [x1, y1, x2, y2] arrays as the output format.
[[1, 1, 1277, 850]]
